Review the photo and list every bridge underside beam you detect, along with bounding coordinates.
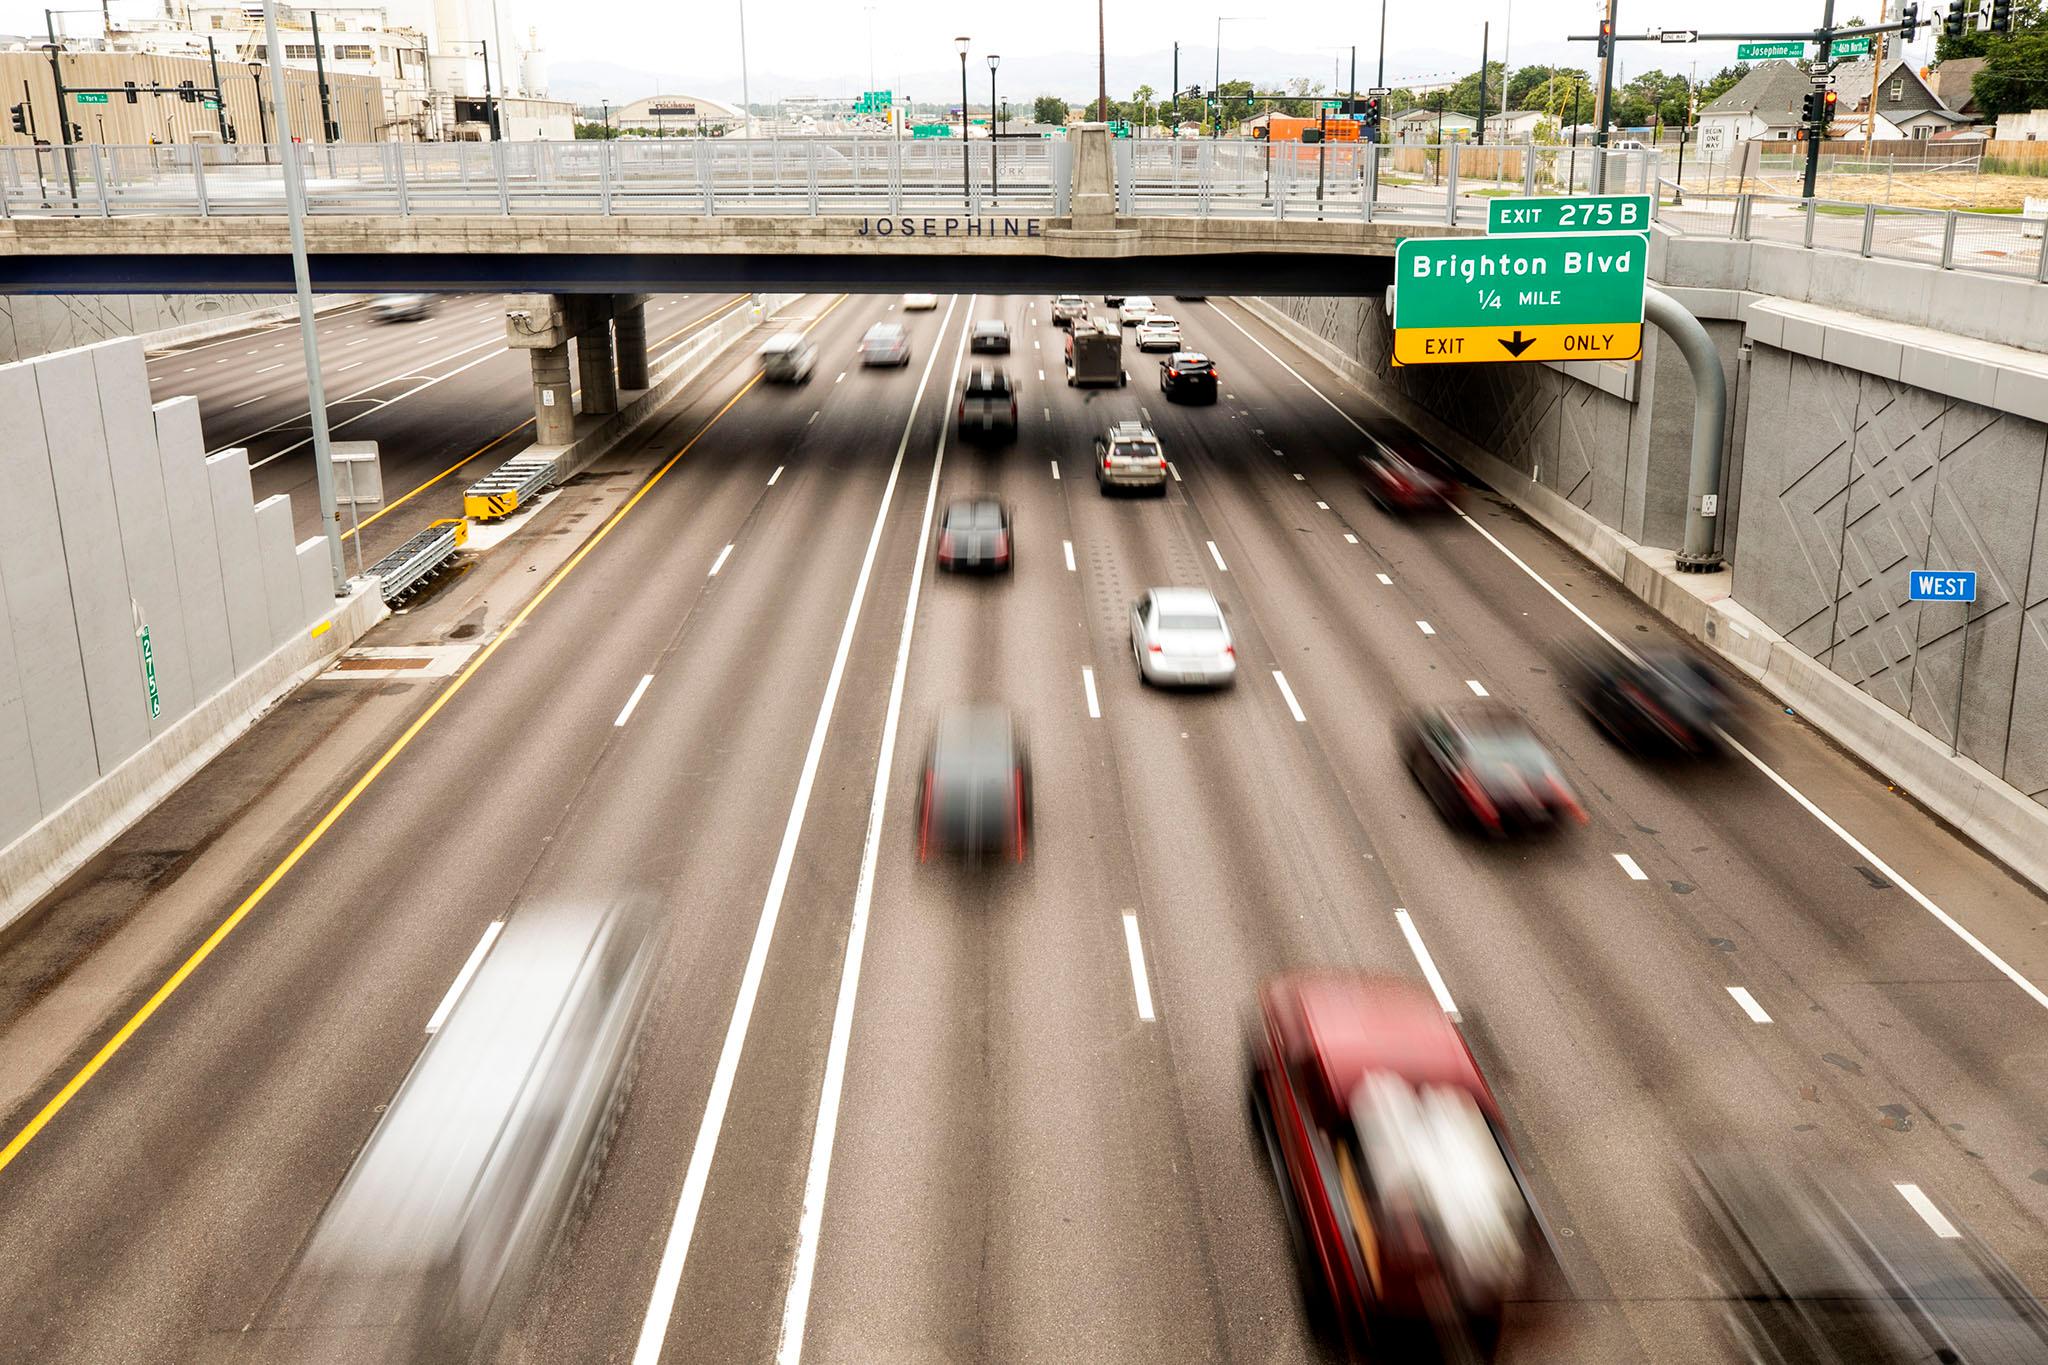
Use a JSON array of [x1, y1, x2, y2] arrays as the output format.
[[0, 252, 1397, 300]]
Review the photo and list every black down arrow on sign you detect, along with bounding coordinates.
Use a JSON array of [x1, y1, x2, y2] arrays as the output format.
[[1499, 331, 1536, 357]]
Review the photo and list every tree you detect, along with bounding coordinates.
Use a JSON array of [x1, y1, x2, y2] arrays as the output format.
[[1698, 63, 1750, 106], [574, 121, 622, 139], [1938, 0, 2045, 58], [1507, 64, 1586, 110], [1032, 94, 1068, 125], [1611, 69, 1689, 127], [1448, 60, 1508, 116], [1384, 87, 1420, 116], [1972, 30, 2048, 114]]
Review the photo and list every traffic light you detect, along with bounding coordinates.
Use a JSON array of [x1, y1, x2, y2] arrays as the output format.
[[1945, 0, 1968, 36], [8, 102, 24, 135], [178, 79, 196, 103], [124, 79, 137, 104], [1899, 0, 1919, 27], [1598, 18, 1614, 57], [1802, 90, 1838, 124], [1990, 0, 2012, 29], [70, 122, 83, 142], [326, 120, 341, 141], [1300, 127, 1323, 143]]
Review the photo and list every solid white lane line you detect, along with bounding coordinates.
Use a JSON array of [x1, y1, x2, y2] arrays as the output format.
[[424, 921, 504, 1034], [1216, 295, 2048, 1015], [1082, 667, 1101, 719], [1726, 986, 1772, 1023], [231, 395, 268, 409], [1122, 914, 1158, 1021], [1207, 541, 1228, 572], [1416, 620, 1435, 635], [1168, 461, 1182, 482], [614, 674, 654, 728], [1466, 679, 1489, 697], [1395, 910, 1461, 1022], [1050, 460, 1060, 481], [775, 301, 976, 1365], [1273, 671, 1307, 723], [1063, 539, 1076, 572], [1895, 1184, 1962, 1239], [1375, 571, 1391, 583], [768, 465, 784, 486], [1615, 853, 1649, 881], [708, 544, 735, 576], [634, 295, 964, 1365], [1315, 500, 1329, 509]]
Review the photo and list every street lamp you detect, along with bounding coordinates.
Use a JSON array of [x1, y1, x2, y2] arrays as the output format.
[[987, 53, 1000, 206], [248, 60, 270, 154], [1213, 15, 1256, 137], [955, 35, 970, 207]]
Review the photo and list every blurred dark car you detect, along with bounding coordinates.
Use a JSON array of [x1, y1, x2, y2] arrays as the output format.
[[1567, 644, 1731, 757], [918, 705, 1030, 864], [956, 365, 1019, 442], [970, 319, 1011, 354], [937, 496, 1012, 574], [1250, 973, 1540, 1360], [1361, 432, 1458, 513], [1102, 293, 1127, 307], [1693, 1154, 2048, 1364], [1404, 703, 1586, 836], [239, 899, 667, 1363], [1159, 351, 1218, 404]]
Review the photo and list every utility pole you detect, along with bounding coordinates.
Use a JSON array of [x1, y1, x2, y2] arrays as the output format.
[[1594, 0, 1619, 189], [1477, 22, 1491, 144], [1868, 0, 1888, 142], [1096, 0, 1107, 121], [206, 36, 229, 140], [1172, 41, 1178, 132], [310, 10, 334, 141], [1805, 0, 1837, 197], [42, 10, 78, 202], [1376, 0, 1388, 89]]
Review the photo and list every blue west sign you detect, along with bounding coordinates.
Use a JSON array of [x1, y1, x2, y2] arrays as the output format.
[[1909, 570, 1977, 602]]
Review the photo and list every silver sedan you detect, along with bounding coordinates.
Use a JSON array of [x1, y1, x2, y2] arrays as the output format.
[[1131, 587, 1236, 688]]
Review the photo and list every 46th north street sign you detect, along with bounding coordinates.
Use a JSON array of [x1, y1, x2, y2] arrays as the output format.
[[1392, 234, 1648, 366]]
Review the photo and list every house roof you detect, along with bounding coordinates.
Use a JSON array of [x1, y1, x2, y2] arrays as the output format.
[[1831, 58, 1943, 117], [1932, 56, 1987, 115], [1392, 108, 1475, 124], [1698, 59, 1813, 123]]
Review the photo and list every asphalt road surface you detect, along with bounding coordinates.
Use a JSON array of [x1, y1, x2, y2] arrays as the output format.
[[2, 289, 2044, 1364]]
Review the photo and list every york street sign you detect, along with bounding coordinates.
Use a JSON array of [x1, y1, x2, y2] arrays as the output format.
[[1909, 570, 1977, 602], [1392, 234, 1648, 366], [1488, 194, 1651, 236]]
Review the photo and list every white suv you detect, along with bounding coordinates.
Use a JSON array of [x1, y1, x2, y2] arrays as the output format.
[[1117, 296, 1157, 326]]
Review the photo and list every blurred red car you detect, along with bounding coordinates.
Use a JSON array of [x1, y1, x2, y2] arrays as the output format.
[[1361, 432, 1457, 513], [1404, 704, 1587, 836], [1250, 974, 1539, 1360]]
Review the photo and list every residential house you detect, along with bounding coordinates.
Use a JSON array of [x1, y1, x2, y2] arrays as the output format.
[[1390, 107, 1475, 144], [1693, 59, 1814, 156], [1480, 109, 1547, 142], [1830, 58, 1971, 140], [1931, 56, 1988, 127]]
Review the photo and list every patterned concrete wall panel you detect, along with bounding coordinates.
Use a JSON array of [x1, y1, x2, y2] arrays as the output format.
[[0, 560, 41, 847], [1733, 347, 1852, 656], [295, 539, 333, 628], [2005, 605, 2048, 807], [154, 399, 236, 703], [204, 450, 271, 675], [0, 366, 97, 812], [34, 347, 153, 774], [0, 293, 272, 365], [91, 339, 194, 733], [252, 495, 304, 649]]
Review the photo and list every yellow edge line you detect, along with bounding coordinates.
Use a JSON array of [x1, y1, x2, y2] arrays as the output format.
[[0, 292, 845, 1179]]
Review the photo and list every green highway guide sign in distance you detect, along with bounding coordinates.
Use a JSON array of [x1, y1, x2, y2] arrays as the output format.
[[1737, 40, 1806, 59], [1488, 194, 1651, 236], [1392, 234, 1648, 366], [75, 91, 109, 104]]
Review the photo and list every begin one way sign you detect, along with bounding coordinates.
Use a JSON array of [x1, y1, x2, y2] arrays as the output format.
[[1391, 233, 1648, 366]]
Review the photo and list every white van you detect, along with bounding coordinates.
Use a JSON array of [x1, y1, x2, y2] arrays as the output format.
[[759, 331, 817, 383]]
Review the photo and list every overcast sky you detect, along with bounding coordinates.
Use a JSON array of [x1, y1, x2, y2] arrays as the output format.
[[7, 0, 1938, 101]]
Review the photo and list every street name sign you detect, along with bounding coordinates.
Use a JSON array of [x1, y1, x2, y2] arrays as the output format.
[[75, 91, 109, 104], [137, 625, 160, 719], [1909, 569, 1977, 602], [1832, 34, 1873, 55], [1737, 40, 1806, 59], [1392, 234, 1648, 366], [1488, 193, 1651, 235]]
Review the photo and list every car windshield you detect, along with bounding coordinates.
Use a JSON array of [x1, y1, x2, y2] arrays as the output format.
[[1158, 612, 1221, 631], [965, 372, 1009, 396], [864, 326, 902, 342], [1126, 297, 1152, 307], [1112, 441, 1156, 459], [1144, 317, 1177, 328], [975, 322, 1006, 335], [1055, 296, 1084, 306], [1175, 355, 1210, 369], [1465, 728, 1556, 774], [945, 502, 1001, 529]]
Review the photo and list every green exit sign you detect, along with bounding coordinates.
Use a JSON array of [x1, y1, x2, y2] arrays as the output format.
[[1736, 40, 1806, 59], [1488, 194, 1652, 236], [1392, 234, 1648, 366], [75, 91, 109, 105]]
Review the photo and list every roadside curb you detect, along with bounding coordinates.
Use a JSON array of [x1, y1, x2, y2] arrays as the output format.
[[0, 584, 388, 939], [1238, 295, 2048, 900]]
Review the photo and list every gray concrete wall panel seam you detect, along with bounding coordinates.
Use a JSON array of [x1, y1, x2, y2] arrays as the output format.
[[204, 449, 272, 675], [251, 495, 304, 649], [153, 398, 237, 703]]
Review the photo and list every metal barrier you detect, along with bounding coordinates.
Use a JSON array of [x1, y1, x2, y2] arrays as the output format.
[[463, 455, 557, 521], [369, 518, 467, 605], [1658, 190, 2048, 284]]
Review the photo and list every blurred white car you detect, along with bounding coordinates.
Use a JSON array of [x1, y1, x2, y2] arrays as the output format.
[[371, 293, 434, 323], [1117, 296, 1156, 326], [1135, 315, 1182, 351], [1131, 586, 1236, 687], [903, 293, 940, 311]]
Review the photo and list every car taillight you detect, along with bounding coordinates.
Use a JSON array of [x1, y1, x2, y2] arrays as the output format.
[[1207, 367, 1218, 378], [1551, 776, 1588, 823], [918, 769, 935, 862], [938, 530, 955, 560], [1224, 644, 1235, 657], [1149, 643, 1163, 653], [1158, 458, 1168, 469], [1104, 456, 1115, 470], [957, 400, 964, 419], [994, 531, 1010, 561], [1455, 771, 1501, 831]]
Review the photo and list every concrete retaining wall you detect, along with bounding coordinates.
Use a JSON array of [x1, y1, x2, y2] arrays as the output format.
[[0, 336, 383, 929], [0, 292, 360, 365]]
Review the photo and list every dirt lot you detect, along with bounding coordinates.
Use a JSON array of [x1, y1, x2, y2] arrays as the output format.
[[1695, 168, 2045, 211]]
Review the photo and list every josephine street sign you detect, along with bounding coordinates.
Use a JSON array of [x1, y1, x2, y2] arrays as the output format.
[[1391, 234, 1649, 366]]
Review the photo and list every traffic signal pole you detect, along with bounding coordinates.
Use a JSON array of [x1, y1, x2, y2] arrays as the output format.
[[42, 10, 78, 203], [1804, 0, 1836, 198]]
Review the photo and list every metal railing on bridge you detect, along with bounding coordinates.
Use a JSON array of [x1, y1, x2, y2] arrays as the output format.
[[0, 136, 1657, 225], [1658, 191, 2048, 284]]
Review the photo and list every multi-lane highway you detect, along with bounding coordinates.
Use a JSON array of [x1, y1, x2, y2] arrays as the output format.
[[142, 291, 744, 564], [2, 287, 2046, 1363]]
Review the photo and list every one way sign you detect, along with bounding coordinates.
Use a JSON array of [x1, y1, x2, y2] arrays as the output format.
[[1909, 570, 1977, 602]]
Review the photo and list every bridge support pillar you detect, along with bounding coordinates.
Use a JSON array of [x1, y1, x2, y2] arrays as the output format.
[[530, 342, 575, 445], [615, 302, 650, 390], [577, 323, 620, 417]]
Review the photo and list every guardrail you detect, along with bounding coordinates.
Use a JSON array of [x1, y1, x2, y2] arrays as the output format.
[[1658, 191, 2048, 284], [0, 137, 1657, 223], [463, 456, 557, 521], [369, 518, 466, 604]]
